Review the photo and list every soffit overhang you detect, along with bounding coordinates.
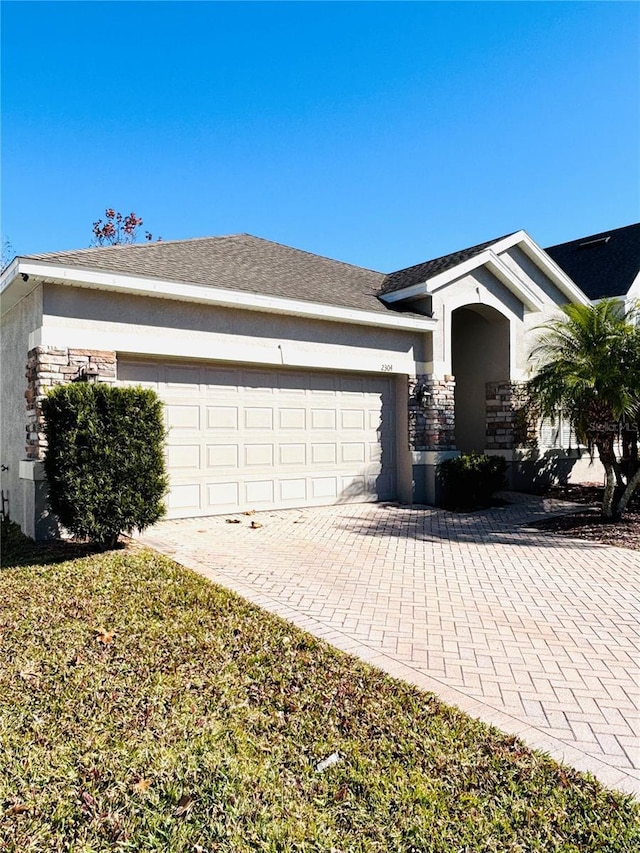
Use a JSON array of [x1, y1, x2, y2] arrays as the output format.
[[0, 260, 438, 333]]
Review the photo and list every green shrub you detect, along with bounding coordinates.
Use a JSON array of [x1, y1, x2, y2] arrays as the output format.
[[42, 382, 168, 548], [0, 516, 32, 566], [439, 452, 508, 510]]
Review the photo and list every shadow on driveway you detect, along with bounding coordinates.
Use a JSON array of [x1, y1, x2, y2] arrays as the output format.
[[333, 500, 609, 551]]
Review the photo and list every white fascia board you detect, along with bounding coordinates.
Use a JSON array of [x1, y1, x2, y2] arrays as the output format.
[[0, 256, 20, 291], [481, 253, 545, 311], [381, 230, 591, 310], [490, 230, 591, 306], [5, 261, 437, 332], [381, 249, 545, 312], [0, 258, 40, 316]]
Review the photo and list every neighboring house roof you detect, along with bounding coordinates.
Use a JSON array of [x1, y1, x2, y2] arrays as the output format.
[[544, 223, 640, 300], [379, 233, 516, 295], [24, 233, 395, 317]]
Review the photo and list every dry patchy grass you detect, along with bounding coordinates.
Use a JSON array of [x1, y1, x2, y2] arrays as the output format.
[[1, 527, 638, 852]]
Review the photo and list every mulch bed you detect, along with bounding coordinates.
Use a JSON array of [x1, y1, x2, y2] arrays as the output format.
[[531, 483, 640, 552]]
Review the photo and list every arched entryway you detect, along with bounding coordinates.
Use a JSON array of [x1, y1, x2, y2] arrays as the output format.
[[451, 305, 510, 453]]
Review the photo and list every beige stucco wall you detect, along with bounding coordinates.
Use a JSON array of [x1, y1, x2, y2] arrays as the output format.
[[393, 374, 413, 503], [427, 248, 575, 381], [429, 266, 523, 379], [39, 285, 430, 510], [1, 284, 43, 532], [498, 245, 574, 375], [452, 306, 510, 453], [40, 285, 432, 378]]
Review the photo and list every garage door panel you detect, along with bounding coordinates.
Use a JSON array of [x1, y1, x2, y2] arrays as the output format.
[[207, 406, 238, 430], [166, 366, 199, 389], [280, 479, 307, 501], [245, 408, 273, 429], [167, 445, 200, 470], [117, 360, 160, 386], [340, 376, 365, 395], [369, 442, 382, 462], [207, 482, 240, 508], [311, 477, 338, 498], [207, 444, 239, 468], [279, 408, 305, 429], [245, 444, 275, 467], [341, 409, 365, 430], [278, 372, 308, 393], [311, 409, 336, 429], [204, 367, 240, 390], [167, 405, 200, 430], [309, 376, 337, 395], [119, 360, 396, 518], [341, 474, 366, 497], [342, 443, 366, 463], [245, 480, 274, 504], [244, 371, 276, 392], [368, 409, 382, 430], [280, 444, 306, 465], [168, 483, 201, 510], [311, 443, 337, 464]]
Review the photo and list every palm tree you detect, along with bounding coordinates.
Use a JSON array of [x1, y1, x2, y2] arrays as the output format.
[[527, 299, 640, 519]]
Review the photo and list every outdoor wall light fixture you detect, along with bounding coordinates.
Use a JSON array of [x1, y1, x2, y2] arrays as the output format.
[[414, 382, 432, 406], [73, 363, 100, 383]]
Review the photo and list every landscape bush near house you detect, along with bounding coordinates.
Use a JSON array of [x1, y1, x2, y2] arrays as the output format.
[[42, 383, 168, 548], [438, 453, 507, 509], [527, 299, 640, 520]]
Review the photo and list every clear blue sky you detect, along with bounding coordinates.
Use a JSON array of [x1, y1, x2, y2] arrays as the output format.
[[2, 1, 638, 271]]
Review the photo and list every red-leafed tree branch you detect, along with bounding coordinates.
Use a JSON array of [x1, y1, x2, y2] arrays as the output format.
[[91, 209, 158, 246]]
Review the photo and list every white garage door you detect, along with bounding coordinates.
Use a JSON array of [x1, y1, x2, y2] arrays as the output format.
[[118, 359, 397, 518]]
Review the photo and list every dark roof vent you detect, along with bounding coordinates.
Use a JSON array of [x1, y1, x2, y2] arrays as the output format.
[[545, 222, 639, 300], [578, 236, 611, 249]]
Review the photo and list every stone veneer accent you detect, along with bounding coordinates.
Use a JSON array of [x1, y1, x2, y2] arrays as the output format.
[[408, 375, 456, 451], [485, 381, 534, 450], [25, 347, 117, 460]]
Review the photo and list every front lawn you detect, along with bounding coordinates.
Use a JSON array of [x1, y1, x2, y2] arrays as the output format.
[[1, 530, 638, 852]]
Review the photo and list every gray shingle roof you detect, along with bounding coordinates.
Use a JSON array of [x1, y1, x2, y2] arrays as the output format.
[[379, 233, 516, 295], [25, 234, 395, 316], [545, 223, 640, 300]]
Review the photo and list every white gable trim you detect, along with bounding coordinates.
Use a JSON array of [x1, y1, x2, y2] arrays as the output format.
[[381, 249, 545, 312], [1, 261, 437, 332], [380, 230, 591, 310], [627, 269, 640, 303], [490, 230, 591, 305]]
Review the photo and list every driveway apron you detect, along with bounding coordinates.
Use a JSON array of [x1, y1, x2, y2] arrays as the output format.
[[138, 494, 640, 798]]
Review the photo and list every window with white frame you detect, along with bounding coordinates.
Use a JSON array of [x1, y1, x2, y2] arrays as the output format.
[[538, 412, 577, 450]]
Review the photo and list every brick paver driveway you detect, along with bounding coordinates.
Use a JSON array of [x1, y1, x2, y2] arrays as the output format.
[[139, 493, 640, 798]]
